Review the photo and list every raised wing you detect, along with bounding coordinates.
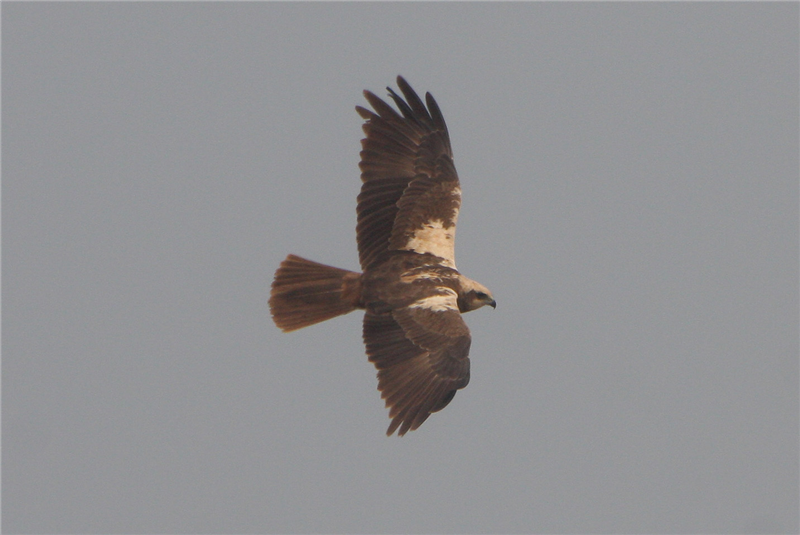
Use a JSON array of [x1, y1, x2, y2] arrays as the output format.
[[363, 289, 471, 436], [355, 76, 461, 271]]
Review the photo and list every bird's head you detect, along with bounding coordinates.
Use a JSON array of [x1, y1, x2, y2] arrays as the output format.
[[457, 277, 496, 313]]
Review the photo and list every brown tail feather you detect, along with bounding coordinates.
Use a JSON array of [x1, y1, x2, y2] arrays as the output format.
[[269, 254, 362, 332]]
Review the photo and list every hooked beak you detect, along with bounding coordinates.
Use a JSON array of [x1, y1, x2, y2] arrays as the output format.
[[487, 298, 497, 309]]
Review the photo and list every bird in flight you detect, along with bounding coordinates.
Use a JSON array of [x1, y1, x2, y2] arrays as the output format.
[[269, 76, 495, 436]]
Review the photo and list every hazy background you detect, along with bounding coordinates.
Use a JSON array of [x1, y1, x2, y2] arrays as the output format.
[[4, 3, 798, 533]]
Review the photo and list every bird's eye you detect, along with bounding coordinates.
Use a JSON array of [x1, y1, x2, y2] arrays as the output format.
[[475, 291, 487, 299]]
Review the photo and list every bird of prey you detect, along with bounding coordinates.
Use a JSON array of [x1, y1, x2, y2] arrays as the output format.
[[269, 76, 495, 436]]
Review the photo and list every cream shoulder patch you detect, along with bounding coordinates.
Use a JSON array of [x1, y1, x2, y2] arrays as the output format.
[[408, 289, 459, 312], [402, 218, 458, 268]]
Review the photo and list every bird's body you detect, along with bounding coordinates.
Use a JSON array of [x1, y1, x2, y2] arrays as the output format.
[[269, 77, 494, 436]]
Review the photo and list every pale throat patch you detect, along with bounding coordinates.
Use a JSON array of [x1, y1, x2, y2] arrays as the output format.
[[402, 218, 457, 268], [408, 289, 458, 312]]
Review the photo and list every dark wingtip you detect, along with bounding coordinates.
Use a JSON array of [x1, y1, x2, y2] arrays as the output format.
[[395, 74, 409, 91], [386, 418, 403, 437]]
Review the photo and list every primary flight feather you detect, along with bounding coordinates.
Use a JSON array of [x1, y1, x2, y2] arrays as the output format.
[[269, 76, 495, 436]]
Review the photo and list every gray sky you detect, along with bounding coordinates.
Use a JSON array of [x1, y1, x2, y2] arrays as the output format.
[[4, 3, 798, 534]]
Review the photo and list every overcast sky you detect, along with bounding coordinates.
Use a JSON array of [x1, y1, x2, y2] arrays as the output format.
[[4, 3, 798, 534]]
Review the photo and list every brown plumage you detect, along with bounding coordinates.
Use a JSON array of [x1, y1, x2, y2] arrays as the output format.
[[269, 76, 495, 436]]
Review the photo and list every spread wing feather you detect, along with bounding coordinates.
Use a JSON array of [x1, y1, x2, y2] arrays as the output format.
[[356, 76, 461, 271], [362, 290, 470, 436]]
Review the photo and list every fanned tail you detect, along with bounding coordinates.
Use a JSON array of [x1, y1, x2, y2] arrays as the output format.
[[269, 254, 362, 332]]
